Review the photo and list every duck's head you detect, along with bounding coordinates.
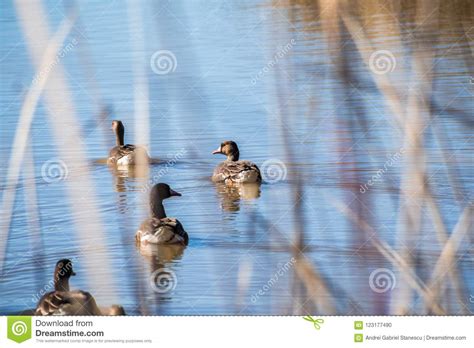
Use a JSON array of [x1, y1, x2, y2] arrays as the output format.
[[54, 259, 76, 280], [111, 120, 125, 145], [111, 120, 124, 132], [212, 140, 240, 161], [151, 183, 182, 202], [109, 305, 126, 316]]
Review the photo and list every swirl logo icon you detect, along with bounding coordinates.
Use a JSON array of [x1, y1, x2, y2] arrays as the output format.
[[41, 159, 68, 183], [149, 268, 177, 293], [369, 50, 396, 75], [261, 159, 287, 184], [150, 50, 177, 75], [369, 268, 396, 293], [7, 316, 32, 343]]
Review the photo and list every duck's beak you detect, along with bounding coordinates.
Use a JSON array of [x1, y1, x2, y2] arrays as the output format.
[[212, 147, 222, 155], [169, 188, 182, 197]]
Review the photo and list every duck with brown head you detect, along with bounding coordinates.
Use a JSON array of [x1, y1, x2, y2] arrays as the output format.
[[136, 183, 189, 245], [212, 140, 262, 184], [35, 259, 126, 316], [108, 120, 149, 166]]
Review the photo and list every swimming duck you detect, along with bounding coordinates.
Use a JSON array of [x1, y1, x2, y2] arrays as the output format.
[[212, 141, 262, 184], [35, 259, 125, 316], [107, 120, 149, 166], [136, 183, 188, 245]]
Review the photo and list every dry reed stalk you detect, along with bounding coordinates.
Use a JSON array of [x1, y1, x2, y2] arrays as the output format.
[[15, 0, 118, 303], [127, 0, 150, 173], [425, 206, 472, 313], [0, 13, 76, 271], [340, 14, 404, 129], [293, 257, 337, 314], [391, 0, 439, 314], [331, 198, 446, 314], [424, 184, 467, 313]]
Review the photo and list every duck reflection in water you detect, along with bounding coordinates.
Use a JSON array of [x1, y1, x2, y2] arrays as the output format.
[[108, 165, 150, 216], [138, 244, 185, 302], [215, 182, 261, 212], [108, 163, 150, 192]]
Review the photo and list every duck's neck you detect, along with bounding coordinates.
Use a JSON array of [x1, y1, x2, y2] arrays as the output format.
[[115, 127, 124, 146], [227, 151, 239, 161], [54, 276, 70, 292], [151, 200, 166, 219]]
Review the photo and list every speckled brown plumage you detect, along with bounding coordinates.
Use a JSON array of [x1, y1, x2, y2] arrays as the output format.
[[136, 217, 188, 245], [212, 141, 262, 184]]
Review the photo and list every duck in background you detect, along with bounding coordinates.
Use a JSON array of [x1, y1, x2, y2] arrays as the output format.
[[212, 141, 262, 184], [107, 120, 149, 167], [136, 183, 189, 246], [35, 259, 125, 316]]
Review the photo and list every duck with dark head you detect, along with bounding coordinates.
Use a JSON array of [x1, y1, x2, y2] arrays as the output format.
[[136, 183, 189, 245], [35, 259, 125, 316], [212, 140, 262, 184], [108, 120, 149, 166]]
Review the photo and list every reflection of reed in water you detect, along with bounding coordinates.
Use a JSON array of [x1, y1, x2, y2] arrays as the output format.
[[215, 183, 261, 212]]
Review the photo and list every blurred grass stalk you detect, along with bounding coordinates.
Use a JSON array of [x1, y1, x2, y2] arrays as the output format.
[[0, 7, 76, 271], [9, 0, 118, 304]]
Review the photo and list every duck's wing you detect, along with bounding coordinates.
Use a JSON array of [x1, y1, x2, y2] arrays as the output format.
[[35, 291, 69, 315], [108, 145, 149, 165], [213, 160, 262, 183], [108, 145, 135, 161], [136, 217, 188, 245], [35, 290, 101, 316]]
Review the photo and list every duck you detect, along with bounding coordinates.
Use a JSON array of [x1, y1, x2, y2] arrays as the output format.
[[212, 141, 262, 184], [107, 120, 149, 166], [135, 183, 188, 245], [35, 259, 126, 316]]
